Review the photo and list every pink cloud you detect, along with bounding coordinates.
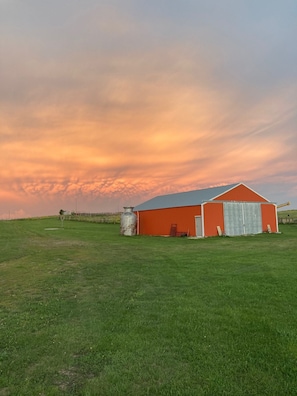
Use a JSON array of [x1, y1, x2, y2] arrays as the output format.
[[1, 1, 296, 217]]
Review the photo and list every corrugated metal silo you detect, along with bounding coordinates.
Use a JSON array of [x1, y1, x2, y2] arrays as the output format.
[[120, 207, 137, 236]]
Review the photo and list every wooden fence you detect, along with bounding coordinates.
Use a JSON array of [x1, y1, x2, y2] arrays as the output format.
[[278, 217, 297, 224], [66, 212, 121, 224]]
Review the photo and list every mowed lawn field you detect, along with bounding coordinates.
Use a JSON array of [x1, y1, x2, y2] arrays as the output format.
[[0, 219, 297, 396]]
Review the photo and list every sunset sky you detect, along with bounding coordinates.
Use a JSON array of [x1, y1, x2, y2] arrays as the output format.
[[1, 0, 296, 219]]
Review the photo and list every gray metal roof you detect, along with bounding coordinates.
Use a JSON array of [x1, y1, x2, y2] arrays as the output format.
[[134, 183, 239, 211]]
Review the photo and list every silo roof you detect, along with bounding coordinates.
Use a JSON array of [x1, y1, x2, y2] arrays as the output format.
[[134, 183, 239, 211]]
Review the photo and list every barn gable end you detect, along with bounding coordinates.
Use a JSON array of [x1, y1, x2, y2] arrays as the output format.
[[213, 183, 269, 203]]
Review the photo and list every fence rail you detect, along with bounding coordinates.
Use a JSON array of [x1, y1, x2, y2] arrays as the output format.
[[278, 217, 297, 224], [65, 212, 121, 224]]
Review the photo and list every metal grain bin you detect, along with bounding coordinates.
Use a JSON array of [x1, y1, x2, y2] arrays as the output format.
[[120, 207, 137, 236]]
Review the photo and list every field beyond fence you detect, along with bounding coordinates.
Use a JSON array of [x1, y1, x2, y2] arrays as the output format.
[[277, 209, 297, 224], [0, 219, 297, 395]]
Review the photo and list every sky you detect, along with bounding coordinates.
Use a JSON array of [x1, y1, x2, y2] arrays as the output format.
[[1, 0, 296, 219]]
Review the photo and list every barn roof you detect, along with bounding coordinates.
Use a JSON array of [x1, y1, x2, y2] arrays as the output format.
[[134, 183, 239, 211]]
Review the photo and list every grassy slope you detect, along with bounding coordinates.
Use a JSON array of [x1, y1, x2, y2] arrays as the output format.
[[0, 219, 297, 395]]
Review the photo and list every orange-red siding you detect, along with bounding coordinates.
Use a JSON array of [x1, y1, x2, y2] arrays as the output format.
[[261, 204, 278, 232], [216, 184, 268, 202], [203, 202, 225, 237], [137, 205, 201, 236]]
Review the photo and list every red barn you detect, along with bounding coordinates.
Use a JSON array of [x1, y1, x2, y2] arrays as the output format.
[[133, 183, 278, 237]]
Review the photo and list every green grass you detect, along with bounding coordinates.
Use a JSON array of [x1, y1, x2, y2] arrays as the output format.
[[0, 219, 297, 395]]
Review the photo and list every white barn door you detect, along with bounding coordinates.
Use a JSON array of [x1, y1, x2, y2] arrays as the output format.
[[195, 216, 203, 237], [223, 202, 262, 236]]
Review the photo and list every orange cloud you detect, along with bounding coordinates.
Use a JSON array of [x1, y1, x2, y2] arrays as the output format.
[[1, 1, 296, 217]]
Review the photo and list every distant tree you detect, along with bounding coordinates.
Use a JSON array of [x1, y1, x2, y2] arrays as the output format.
[[59, 209, 65, 226]]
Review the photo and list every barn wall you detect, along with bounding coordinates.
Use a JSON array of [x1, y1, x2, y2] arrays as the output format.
[[216, 184, 268, 202], [203, 202, 225, 237], [136, 184, 278, 237], [261, 204, 278, 232], [137, 206, 201, 236]]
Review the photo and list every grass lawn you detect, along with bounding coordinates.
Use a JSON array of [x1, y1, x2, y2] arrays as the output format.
[[0, 218, 297, 395]]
